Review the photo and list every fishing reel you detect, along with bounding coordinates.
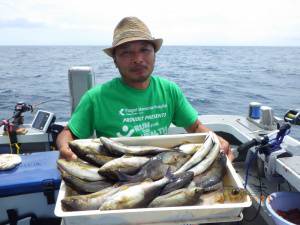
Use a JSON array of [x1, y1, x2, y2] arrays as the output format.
[[0, 102, 32, 153], [12, 102, 33, 126], [238, 123, 292, 184], [0, 102, 33, 129], [238, 123, 291, 155], [238, 108, 299, 156], [284, 109, 300, 125], [0, 101, 61, 152]]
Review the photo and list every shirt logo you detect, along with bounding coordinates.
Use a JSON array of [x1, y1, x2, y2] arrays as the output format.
[[116, 104, 168, 137]]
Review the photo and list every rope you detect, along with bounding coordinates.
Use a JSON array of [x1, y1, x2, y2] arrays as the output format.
[[244, 148, 259, 189], [9, 143, 20, 154], [2, 120, 21, 154]]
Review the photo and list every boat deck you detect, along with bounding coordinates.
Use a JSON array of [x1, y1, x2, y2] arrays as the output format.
[[1, 115, 300, 224]]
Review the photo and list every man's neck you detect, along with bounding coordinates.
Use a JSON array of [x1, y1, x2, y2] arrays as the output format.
[[122, 78, 151, 90]]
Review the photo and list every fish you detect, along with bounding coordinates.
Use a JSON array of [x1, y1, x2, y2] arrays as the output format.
[[69, 139, 115, 166], [61, 185, 122, 211], [223, 187, 248, 202], [57, 159, 106, 181], [202, 181, 224, 193], [79, 153, 116, 167], [175, 132, 214, 174], [0, 154, 22, 170], [160, 171, 194, 195], [188, 180, 224, 192], [198, 186, 248, 205], [60, 169, 113, 194], [115, 152, 190, 182], [65, 183, 82, 196], [69, 139, 104, 155], [100, 136, 171, 156], [198, 189, 225, 205], [188, 133, 221, 176], [98, 156, 150, 180], [113, 158, 171, 182], [152, 151, 191, 170], [192, 151, 227, 189], [100, 176, 172, 210], [179, 143, 204, 155], [148, 187, 203, 208]]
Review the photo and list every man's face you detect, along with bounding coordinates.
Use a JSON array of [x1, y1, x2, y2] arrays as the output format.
[[114, 41, 155, 87]]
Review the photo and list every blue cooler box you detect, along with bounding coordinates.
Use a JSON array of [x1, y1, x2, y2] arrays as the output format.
[[0, 151, 61, 224]]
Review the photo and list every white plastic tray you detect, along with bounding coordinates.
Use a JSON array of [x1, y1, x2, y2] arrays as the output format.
[[55, 133, 252, 225]]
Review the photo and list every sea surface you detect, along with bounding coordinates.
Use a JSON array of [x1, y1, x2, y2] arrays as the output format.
[[0, 46, 299, 140]]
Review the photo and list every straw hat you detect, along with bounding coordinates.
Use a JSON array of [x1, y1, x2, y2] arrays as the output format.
[[103, 17, 163, 57]]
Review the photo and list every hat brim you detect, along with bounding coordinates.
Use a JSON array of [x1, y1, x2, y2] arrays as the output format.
[[103, 37, 163, 57]]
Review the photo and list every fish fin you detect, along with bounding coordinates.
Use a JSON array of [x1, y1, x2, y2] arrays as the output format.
[[114, 170, 135, 182], [187, 170, 195, 178], [57, 166, 67, 176], [195, 187, 204, 194], [144, 178, 153, 182], [165, 167, 177, 182], [91, 138, 101, 143], [220, 151, 227, 165], [203, 181, 224, 192]]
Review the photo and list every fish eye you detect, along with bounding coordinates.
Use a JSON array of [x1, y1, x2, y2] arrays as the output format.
[[231, 188, 240, 195]]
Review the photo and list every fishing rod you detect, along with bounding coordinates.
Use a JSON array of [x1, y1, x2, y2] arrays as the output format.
[[1, 99, 69, 125], [32, 99, 69, 108], [0, 99, 68, 153]]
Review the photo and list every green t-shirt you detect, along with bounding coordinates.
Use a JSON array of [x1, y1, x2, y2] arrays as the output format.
[[68, 76, 198, 138]]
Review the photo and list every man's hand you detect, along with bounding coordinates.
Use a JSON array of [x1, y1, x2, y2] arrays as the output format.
[[186, 119, 235, 161], [59, 145, 77, 161], [217, 135, 235, 161], [56, 127, 77, 161]]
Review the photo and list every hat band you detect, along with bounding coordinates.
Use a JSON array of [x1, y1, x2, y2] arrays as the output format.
[[113, 30, 153, 46]]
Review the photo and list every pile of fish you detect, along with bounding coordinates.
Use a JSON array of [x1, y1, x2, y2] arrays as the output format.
[[57, 132, 246, 211]]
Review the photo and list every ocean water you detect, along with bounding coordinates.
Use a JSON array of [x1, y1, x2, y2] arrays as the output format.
[[0, 46, 299, 140]]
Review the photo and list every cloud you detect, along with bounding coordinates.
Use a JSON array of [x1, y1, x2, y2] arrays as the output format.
[[0, 0, 300, 45], [0, 18, 45, 28]]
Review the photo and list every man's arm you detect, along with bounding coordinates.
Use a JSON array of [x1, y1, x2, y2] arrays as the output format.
[[185, 119, 235, 161], [56, 126, 78, 160]]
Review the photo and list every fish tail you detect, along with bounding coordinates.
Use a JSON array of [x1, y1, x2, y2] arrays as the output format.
[[165, 167, 177, 182], [203, 181, 223, 192], [114, 170, 139, 182]]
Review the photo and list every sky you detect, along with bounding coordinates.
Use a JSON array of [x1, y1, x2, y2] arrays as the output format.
[[0, 0, 300, 46]]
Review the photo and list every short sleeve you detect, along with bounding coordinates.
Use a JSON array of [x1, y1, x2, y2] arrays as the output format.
[[68, 91, 95, 138], [171, 84, 198, 128]]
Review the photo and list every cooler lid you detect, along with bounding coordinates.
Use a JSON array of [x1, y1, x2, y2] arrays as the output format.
[[0, 151, 61, 197]]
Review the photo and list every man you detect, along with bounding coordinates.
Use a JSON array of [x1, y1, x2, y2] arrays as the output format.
[[57, 16, 234, 161]]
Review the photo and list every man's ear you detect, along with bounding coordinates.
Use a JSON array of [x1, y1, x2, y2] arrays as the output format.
[[113, 57, 118, 68]]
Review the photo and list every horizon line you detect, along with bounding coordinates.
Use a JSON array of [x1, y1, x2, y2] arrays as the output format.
[[1, 44, 300, 47]]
